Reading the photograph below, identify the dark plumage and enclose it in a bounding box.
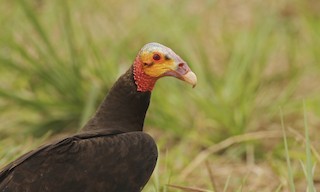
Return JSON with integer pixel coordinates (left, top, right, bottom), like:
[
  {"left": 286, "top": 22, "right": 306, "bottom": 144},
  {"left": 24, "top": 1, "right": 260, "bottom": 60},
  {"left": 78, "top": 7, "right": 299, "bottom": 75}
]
[
  {"left": 0, "top": 42, "right": 197, "bottom": 192},
  {"left": 82, "top": 66, "right": 150, "bottom": 133}
]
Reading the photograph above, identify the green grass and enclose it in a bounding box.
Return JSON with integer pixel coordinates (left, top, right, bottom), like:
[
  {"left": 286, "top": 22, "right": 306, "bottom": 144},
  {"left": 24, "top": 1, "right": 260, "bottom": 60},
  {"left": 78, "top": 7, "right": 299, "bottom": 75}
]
[
  {"left": 303, "top": 101, "right": 315, "bottom": 192},
  {"left": 0, "top": 0, "right": 320, "bottom": 191},
  {"left": 281, "top": 107, "right": 295, "bottom": 192},
  {"left": 280, "top": 103, "right": 317, "bottom": 192}
]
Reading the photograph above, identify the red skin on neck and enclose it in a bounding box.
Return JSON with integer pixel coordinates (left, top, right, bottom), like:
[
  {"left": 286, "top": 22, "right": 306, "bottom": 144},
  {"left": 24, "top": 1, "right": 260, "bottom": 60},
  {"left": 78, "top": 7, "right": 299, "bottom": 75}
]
[{"left": 133, "top": 55, "right": 158, "bottom": 92}]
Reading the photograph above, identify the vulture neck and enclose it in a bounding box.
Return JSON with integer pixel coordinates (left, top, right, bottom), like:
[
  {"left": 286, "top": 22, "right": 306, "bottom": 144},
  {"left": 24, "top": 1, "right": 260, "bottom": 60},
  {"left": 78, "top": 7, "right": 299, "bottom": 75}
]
[{"left": 82, "top": 66, "right": 151, "bottom": 133}]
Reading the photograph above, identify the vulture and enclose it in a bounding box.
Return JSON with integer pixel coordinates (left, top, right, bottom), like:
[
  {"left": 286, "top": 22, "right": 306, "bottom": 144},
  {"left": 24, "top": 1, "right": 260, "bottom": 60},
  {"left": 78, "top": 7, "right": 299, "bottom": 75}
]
[{"left": 0, "top": 42, "right": 197, "bottom": 192}]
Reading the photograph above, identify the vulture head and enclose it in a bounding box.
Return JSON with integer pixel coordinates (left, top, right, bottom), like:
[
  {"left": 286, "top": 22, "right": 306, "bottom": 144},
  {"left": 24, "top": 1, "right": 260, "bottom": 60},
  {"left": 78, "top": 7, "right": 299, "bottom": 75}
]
[{"left": 133, "top": 42, "right": 197, "bottom": 92}]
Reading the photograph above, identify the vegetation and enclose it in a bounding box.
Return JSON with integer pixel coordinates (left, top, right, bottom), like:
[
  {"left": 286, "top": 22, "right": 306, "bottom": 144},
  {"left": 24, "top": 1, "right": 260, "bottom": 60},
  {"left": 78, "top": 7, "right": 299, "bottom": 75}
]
[{"left": 1, "top": 0, "right": 320, "bottom": 191}]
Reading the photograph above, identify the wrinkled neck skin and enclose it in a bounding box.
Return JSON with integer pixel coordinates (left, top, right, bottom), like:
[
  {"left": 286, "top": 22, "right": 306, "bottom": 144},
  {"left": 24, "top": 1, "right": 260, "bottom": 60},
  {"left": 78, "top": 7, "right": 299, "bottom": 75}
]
[
  {"left": 133, "top": 55, "right": 158, "bottom": 92},
  {"left": 82, "top": 65, "right": 151, "bottom": 133}
]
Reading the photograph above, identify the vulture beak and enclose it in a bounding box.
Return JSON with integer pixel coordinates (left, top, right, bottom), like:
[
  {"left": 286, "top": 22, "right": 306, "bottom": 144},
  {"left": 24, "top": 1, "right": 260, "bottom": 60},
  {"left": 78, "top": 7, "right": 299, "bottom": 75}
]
[{"left": 163, "top": 56, "right": 197, "bottom": 88}]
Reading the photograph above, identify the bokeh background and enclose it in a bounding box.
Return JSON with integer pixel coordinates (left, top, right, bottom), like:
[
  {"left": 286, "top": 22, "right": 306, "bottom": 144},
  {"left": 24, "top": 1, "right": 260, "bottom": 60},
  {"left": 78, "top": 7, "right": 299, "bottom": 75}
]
[{"left": 1, "top": 0, "right": 320, "bottom": 191}]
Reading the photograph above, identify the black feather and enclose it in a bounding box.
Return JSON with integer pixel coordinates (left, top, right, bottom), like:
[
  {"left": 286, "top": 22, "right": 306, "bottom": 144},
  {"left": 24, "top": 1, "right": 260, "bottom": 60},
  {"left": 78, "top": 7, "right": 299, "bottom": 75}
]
[{"left": 0, "top": 66, "right": 158, "bottom": 192}]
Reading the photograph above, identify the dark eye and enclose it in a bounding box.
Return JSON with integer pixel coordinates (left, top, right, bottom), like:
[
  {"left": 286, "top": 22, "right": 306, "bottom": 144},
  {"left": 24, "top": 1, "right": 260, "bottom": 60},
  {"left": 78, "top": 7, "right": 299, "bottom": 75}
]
[{"left": 153, "top": 54, "right": 161, "bottom": 61}]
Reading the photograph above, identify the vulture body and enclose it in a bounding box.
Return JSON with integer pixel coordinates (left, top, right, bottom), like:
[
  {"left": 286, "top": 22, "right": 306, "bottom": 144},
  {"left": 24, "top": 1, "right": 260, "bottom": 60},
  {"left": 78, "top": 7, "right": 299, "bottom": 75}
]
[{"left": 0, "top": 43, "right": 197, "bottom": 192}]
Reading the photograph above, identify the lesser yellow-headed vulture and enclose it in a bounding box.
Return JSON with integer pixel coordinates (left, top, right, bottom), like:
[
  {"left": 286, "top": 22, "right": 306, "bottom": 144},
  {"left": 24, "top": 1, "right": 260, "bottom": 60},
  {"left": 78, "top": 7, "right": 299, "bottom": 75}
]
[{"left": 0, "top": 42, "right": 197, "bottom": 192}]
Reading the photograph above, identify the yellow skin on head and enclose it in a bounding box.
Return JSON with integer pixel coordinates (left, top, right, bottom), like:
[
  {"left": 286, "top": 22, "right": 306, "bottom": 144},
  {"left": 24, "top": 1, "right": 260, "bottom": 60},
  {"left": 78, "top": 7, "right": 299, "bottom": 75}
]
[
  {"left": 140, "top": 51, "right": 175, "bottom": 78},
  {"left": 134, "top": 42, "right": 197, "bottom": 90}
]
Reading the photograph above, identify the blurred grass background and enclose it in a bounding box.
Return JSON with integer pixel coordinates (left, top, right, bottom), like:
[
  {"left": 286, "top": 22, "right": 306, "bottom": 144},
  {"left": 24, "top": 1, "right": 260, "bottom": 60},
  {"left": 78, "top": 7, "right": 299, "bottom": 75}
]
[{"left": 0, "top": 0, "right": 320, "bottom": 191}]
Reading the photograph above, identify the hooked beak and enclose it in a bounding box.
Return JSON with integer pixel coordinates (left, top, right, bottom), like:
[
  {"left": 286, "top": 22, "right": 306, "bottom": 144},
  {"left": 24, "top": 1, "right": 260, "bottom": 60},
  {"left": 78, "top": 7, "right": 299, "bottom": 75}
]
[{"left": 163, "top": 60, "right": 197, "bottom": 88}]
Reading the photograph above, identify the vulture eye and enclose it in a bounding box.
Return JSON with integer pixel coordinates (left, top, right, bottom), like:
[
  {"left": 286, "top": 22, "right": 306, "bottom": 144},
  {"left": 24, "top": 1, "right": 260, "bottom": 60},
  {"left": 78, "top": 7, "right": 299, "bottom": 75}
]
[{"left": 153, "top": 54, "right": 161, "bottom": 61}]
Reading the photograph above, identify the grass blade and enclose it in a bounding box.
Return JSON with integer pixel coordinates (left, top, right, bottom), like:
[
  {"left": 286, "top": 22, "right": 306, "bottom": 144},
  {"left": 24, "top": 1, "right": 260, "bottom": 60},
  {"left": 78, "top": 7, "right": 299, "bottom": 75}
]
[
  {"left": 280, "top": 107, "right": 295, "bottom": 192},
  {"left": 303, "top": 101, "right": 315, "bottom": 192},
  {"left": 17, "top": 0, "right": 62, "bottom": 65},
  {"left": 223, "top": 175, "right": 231, "bottom": 192}
]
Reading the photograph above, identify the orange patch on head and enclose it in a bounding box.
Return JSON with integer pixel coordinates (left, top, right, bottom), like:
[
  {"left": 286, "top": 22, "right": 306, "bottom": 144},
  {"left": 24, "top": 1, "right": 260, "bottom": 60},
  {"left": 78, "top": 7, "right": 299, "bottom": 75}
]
[
  {"left": 139, "top": 51, "right": 174, "bottom": 78},
  {"left": 133, "top": 42, "right": 197, "bottom": 92}
]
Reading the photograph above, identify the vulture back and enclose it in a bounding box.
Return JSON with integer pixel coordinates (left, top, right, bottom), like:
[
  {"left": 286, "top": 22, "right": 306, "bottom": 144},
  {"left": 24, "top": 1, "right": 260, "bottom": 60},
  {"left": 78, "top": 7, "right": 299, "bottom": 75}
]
[{"left": 0, "top": 131, "right": 157, "bottom": 192}]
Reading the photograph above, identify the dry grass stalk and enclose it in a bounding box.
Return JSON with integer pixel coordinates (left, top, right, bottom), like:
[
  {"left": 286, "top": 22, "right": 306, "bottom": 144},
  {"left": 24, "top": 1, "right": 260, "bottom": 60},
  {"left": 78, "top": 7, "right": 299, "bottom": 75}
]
[
  {"left": 180, "top": 130, "right": 283, "bottom": 180},
  {"left": 205, "top": 161, "right": 218, "bottom": 192},
  {"left": 288, "top": 127, "right": 320, "bottom": 163},
  {"left": 167, "top": 184, "right": 213, "bottom": 192}
]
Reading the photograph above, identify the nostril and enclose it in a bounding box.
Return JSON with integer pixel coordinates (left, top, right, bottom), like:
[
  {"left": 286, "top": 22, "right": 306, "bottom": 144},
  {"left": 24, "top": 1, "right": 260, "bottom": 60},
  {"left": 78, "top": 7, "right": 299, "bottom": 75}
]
[{"left": 178, "top": 63, "right": 184, "bottom": 68}]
